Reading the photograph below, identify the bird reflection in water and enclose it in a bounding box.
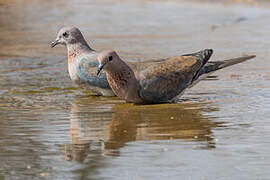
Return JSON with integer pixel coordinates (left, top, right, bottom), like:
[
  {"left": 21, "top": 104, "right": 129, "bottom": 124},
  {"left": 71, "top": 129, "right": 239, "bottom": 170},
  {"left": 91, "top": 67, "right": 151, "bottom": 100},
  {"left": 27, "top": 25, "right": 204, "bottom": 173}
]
[{"left": 63, "top": 97, "right": 224, "bottom": 163}]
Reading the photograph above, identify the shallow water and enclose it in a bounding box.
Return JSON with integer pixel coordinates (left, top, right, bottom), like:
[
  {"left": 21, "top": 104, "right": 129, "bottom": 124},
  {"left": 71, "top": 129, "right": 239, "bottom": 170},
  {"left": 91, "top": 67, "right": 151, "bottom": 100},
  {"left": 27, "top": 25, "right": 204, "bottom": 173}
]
[{"left": 0, "top": 0, "right": 270, "bottom": 179}]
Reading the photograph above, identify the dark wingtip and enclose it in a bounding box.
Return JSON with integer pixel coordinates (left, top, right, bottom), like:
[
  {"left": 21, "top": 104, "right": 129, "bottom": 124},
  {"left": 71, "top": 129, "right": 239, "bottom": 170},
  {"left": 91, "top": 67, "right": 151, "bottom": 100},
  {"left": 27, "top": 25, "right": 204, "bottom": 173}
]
[
  {"left": 204, "top": 49, "right": 214, "bottom": 57},
  {"left": 202, "top": 49, "right": 214, "bottom": 65},
  {"left": 205, "top": 49, "right": 213, "bottom": 53}
]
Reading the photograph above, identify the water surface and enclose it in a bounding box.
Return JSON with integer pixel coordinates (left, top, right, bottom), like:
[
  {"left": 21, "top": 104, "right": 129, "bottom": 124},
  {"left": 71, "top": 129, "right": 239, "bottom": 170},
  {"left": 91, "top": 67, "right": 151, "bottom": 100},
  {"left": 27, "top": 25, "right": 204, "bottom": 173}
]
[{"left": 0, "top": 0, "right": 270, "bottom": 179}]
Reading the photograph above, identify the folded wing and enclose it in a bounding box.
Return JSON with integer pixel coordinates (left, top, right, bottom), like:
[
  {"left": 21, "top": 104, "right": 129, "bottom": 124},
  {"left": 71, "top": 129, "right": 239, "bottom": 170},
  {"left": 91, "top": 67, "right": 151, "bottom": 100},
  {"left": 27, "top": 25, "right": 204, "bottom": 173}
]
[{"left": 138, "top": 49, "right": 213, "bottom": 103}]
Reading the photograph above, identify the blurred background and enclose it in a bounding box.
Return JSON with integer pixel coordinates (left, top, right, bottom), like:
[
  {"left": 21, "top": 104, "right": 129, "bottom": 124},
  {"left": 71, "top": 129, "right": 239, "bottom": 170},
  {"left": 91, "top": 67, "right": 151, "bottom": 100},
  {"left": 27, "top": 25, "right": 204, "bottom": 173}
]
[{"left": 0, "top": 0, "right": 270, "bottom": 179}]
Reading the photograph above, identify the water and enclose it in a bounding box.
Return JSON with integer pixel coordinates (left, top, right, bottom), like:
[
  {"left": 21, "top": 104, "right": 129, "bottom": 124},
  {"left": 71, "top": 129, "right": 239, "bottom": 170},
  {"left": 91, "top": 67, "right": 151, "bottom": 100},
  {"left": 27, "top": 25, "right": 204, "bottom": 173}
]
[{"left": 0, "top": 0, "right": 270, "bottom": 179}]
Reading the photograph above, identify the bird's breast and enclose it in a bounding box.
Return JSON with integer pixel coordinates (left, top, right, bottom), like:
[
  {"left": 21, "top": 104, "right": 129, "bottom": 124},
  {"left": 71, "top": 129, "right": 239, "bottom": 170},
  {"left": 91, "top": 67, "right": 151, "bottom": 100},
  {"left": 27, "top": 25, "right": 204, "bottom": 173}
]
[
  {"left": 68, "top": 61, "right": 80, "bottom": 83},
  {"left": 107, "top": 73, "right": 126, "bottom": 97},
  {"left": 107, "top": 72, "right": 142, "bottom": 103},
  {"left": 68, "top": 49, "right": 78, "bottom": 63}
]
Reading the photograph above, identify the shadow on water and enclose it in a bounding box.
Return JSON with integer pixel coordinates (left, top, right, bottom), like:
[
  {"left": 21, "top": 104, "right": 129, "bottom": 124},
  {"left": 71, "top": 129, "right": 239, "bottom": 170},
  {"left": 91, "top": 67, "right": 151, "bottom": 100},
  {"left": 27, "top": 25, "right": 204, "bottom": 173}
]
[{"left": 63, "top": 97, "right": 223, "bottom": 165}]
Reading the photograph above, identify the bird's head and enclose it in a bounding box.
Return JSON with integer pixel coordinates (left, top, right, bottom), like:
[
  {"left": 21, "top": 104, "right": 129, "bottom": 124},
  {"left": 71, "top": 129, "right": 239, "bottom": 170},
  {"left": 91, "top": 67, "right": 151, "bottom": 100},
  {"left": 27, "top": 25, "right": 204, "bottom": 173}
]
[
  {"left": 97, "top": 50, "right": 119, "bottom": 76},
  {"left": 51, "top": 26, "right": 85, "bottom": 48}
]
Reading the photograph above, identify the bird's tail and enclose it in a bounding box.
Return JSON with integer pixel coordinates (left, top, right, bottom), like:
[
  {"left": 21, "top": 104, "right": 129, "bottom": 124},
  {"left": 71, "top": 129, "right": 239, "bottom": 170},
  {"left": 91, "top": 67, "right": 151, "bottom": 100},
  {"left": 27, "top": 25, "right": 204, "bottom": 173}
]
[{"left": 189, "top": 54, "right": 256, "bottom": 88}]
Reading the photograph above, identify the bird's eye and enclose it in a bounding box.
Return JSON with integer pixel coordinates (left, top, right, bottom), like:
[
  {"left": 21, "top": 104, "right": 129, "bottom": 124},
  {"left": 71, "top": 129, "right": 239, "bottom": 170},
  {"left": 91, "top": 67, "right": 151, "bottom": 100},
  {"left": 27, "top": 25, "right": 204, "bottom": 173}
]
[
  {"left": 109, "top": 56, "right": 113, "bottom": 61},
  {"left": 62, "top": 32, "right": 68, "bottom": 38}
]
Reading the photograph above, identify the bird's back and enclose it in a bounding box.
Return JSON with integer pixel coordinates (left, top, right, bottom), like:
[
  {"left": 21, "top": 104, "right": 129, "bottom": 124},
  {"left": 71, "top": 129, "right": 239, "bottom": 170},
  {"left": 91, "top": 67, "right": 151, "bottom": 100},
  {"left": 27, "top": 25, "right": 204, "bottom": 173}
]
[{"left": 138, "top": 49, "right": 213, "bottom": 103}]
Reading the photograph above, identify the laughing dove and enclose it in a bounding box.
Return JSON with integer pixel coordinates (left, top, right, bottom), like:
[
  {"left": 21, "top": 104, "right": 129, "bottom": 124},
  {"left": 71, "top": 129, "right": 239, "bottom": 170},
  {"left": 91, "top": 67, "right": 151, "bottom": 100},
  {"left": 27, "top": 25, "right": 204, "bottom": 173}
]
[
  {"left": 97, "top": 50, "right": 255, "bottom": 104},
  {"left": 51, "top": 26, "right": 114, "bottom": 96}
]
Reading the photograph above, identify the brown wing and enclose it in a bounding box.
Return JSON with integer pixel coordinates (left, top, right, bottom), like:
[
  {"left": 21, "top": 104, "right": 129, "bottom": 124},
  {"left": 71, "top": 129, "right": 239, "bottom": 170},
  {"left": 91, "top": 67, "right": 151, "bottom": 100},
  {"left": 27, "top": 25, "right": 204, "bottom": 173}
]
[
  {"left": 138, "top": 49, "right": 213, "bottom": 103},
  {"left": 127, "top": 59, "right": 164, "bottom": 77}
]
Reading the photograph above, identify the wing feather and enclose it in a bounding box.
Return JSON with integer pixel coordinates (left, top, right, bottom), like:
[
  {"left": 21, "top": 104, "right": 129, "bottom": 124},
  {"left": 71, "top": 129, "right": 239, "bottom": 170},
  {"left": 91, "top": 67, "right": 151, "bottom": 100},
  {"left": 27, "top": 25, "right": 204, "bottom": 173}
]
[{"left": 138, "top": 49, "right": 213, "bottom": 103}]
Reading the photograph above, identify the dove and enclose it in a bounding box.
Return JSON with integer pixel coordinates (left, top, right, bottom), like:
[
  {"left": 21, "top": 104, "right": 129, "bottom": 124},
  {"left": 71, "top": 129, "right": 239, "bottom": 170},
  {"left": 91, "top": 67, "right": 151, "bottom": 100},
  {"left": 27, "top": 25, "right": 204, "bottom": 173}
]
[
  {"left": 51, "top": 26, "right": 166, "bottom": 96},
  {"left": 97, "top": 49, "right": 255, "bottom": 104},
  {"left": 51, "top": 26, "right": 115, "bottom": 96}
]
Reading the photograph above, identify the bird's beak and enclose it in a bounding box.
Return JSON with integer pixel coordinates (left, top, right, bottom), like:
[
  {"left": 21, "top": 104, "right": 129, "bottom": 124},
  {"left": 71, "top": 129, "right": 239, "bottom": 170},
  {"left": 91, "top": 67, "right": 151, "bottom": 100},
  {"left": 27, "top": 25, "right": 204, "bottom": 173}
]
[
  {"left": 50, "top": 38, "right": 60, "bottom": 48},
  {"left": 97, "top": 63, "right": 105, "bottom": 76}
]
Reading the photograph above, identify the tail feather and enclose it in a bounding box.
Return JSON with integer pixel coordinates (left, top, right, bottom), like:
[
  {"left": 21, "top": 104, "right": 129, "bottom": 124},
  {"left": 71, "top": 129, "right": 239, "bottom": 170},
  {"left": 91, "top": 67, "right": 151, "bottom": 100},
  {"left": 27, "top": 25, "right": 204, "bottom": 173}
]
[
  {"left": 201, "top": 55, "right": 256, "bottom": 75},
  {"left": 189, "top": 54, "right": 256, "bottom": 88}
]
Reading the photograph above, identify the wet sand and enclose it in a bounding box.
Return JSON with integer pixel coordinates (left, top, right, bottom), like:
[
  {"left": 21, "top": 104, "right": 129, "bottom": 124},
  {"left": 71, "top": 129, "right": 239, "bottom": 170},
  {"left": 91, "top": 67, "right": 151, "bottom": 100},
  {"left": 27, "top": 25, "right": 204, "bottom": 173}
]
[{"left": 0, "top": 0, "right": 270, "bottom": 179}]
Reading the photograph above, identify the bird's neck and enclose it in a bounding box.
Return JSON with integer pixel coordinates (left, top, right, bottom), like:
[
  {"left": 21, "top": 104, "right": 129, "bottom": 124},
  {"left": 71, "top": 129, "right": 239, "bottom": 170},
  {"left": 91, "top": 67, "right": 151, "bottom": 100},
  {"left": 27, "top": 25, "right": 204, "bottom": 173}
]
[{"left": 67, "top": 41, "right": 94, "bottom": 63}]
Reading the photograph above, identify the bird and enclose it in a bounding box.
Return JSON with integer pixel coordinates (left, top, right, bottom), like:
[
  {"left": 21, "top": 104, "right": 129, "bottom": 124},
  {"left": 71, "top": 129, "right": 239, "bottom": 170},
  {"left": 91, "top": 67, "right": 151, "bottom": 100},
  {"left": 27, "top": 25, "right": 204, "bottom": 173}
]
[
  {"left": 51, "top": 26, "right": 114, "bottom": 96},
  {"left": 97, "top": 49, "right": 255, "bottom": 104},
  {"left": 51, "top": 26, "right": 167, "bottom": 96}
]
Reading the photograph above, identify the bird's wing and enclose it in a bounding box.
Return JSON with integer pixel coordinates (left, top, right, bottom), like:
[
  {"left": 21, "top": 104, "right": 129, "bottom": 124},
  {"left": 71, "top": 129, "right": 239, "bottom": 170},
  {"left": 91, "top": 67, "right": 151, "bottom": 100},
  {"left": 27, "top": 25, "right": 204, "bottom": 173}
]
[
  {"left": 127, "top": 59, "right": 164, "bottom": 74},
  {"left": 76, "top": 53, "right": 111, "bottom": 89},
  {"left": 138, "top": 49, "right": 213, "bottom": 103}
]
